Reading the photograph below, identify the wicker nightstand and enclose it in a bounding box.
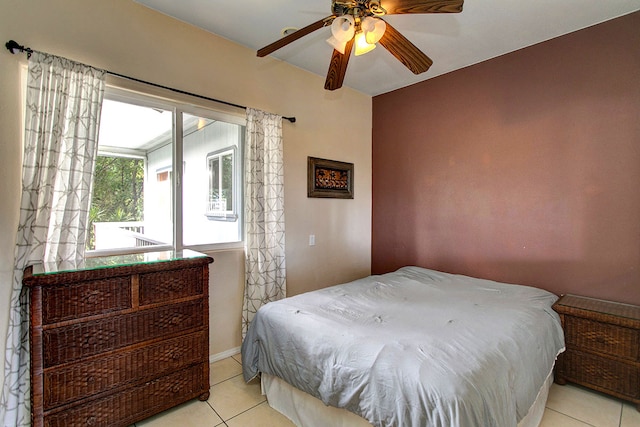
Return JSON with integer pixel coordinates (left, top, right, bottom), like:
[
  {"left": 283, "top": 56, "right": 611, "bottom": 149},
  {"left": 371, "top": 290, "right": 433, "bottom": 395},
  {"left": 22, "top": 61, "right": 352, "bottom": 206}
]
[{"left": 553, "top": 294, "right": 640, "bottom": 410}]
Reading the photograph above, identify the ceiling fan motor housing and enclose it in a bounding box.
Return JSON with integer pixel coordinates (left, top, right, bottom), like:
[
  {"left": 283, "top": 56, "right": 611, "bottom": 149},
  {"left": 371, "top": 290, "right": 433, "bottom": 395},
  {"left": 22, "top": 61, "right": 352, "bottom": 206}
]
[{"left": 332, "top": 1, "right": 386, "bottom": 20}]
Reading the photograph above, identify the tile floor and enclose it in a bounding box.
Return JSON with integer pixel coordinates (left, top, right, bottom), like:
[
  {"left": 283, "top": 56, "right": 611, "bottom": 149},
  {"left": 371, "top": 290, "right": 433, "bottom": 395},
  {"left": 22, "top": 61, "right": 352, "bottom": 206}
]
[{"left": 135, "top": 354, "right": 640, "bottom": 427}]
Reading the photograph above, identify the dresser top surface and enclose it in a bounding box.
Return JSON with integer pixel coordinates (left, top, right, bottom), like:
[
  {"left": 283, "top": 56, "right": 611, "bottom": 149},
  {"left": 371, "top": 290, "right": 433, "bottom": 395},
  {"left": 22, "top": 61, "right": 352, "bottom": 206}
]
[
  {"left": 554, "top": 294, "right": 640, "bottom": 322},
  {"left": 29, "top": 249, "right": 211, "bottom": 277}
]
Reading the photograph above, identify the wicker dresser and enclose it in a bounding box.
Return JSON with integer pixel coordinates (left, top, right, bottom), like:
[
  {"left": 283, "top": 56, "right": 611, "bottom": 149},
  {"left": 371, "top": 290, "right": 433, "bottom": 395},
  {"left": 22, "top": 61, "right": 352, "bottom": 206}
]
[
  {"left": 23, "top": 250, "right": 213, "bottom": 427},
  {"left": 553, "top": 294, "right": 640, "bottom": 410}
]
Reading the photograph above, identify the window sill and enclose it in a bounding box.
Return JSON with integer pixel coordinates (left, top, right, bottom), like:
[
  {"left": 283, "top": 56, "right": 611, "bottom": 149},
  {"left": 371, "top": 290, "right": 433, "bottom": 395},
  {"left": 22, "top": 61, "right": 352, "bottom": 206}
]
[
  {"left": 85, "top": 240, "right": 244, "bottom": 258},
  {"left": 204, "top": 212, "right": 238, "bottom": 222}
]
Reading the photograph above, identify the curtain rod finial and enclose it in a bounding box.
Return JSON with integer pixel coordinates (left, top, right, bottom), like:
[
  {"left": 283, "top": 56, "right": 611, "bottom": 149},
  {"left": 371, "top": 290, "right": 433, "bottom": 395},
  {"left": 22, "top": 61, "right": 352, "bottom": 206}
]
[
  {"left": 5, "top": 40, "right": 32, "bottom": 57},
  {"left": 5, "top": 40, "right": 22, "bottom": 54}
]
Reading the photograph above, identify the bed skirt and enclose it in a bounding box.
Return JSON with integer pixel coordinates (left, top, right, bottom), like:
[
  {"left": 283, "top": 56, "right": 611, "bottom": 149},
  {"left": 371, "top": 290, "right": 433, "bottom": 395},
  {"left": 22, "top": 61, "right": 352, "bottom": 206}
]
[{"left": 261, "top": 369, "right": 555, "bottom": 427}]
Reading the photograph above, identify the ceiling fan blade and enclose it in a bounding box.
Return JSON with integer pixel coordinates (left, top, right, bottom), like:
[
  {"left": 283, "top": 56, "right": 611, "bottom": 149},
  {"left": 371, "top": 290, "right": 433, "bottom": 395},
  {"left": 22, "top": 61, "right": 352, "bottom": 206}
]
[
  {"left": 382, "top": 0, "right": 463, "bottom": 15},
  {"left": 324, "top": 38, "right": 355, "bottom": 91},
  {"left": 378, "top": 21, "right": 433, "bottom": 74},
  {"left": 257, "top": 16, "right": 334, "bottom": 57}
]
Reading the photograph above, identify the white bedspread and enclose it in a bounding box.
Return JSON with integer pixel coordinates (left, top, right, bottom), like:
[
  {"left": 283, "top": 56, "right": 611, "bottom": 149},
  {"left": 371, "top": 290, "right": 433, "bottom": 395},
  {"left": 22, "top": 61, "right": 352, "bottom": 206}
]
[{"left": 242, "top": 267, "right": 565, "bottom": 427}]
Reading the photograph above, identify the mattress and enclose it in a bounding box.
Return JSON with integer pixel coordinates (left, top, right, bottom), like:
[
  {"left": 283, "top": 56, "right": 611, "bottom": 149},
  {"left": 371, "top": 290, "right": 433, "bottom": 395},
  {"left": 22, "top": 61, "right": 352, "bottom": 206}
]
[{"left": 242, "top": 266, "right": 565, "bottom": 427}]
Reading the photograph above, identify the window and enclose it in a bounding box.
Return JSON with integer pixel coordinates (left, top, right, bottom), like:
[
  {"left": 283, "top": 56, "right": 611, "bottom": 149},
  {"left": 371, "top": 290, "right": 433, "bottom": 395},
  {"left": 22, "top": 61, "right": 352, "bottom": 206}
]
[
  {"left": 206, "top": 147, "right": 237, "bottom": 220},
  {"left": 87, "top": 87, "right": 245, "bottom": 255}
]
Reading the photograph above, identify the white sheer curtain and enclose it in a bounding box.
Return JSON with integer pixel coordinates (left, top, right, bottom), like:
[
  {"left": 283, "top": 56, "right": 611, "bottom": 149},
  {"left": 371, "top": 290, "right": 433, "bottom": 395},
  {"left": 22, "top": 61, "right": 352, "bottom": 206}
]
[
  {"left": 242, "top": 108, "right": 287, "bottom": 337},
  {"left": 1, "top": 52, "right": 105, "bottom": 427}
]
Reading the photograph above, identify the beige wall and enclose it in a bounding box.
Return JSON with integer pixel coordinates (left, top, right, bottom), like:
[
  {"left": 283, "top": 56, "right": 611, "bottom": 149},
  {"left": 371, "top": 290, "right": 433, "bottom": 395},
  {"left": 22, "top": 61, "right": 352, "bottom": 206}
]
[{"left": 0, "top": 0, "right": 372, "bottom": 382}]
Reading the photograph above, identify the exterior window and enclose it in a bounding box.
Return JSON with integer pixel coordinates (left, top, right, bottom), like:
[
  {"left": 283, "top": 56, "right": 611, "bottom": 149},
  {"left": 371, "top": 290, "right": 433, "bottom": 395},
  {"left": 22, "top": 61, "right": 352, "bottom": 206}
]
[
  {"left": 87, "top": 87, "right": 245, "bottom": 255},
  {"left": 206, "top": 148, "right": 236, "bottom": 220},
  {"left": 155, "top": 168, "right": 172, "bottom": 222}
]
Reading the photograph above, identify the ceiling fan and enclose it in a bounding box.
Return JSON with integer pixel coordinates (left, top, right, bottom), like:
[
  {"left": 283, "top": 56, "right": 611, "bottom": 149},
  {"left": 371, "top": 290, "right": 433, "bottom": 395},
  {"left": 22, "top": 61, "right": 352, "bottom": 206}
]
[{"left": 257, "top": 0, "right": 464, "bottom": 91}]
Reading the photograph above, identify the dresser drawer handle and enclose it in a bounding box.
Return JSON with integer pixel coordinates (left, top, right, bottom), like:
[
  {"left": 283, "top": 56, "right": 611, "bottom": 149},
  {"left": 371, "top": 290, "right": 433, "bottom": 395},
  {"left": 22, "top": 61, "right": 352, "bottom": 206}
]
[
  {"left": 170, "top": 350, "right": 182, "bottom": 360},
  {"left": 86, "top": 336, "right": 97, "bottom": 346},
  {"left": 168, "top": 282, "right": 182, "bottom": 292},
  {"left": 170, "top": 316, "right": 182, "bottom": 325},
  {"left": 86, "top": 375, "right": 95, "bottom": 384},
  {"left": 86, "top": 415, "right": 97, "bottom": 426},
  {"left": 84, "top": 291, "right": 100, "bottom": 305},
  {"left": 170, "top": 384, "right": 181, "bottom": 393},
  {"left": 595, "top": 336, "right": 606, "bottom": 344}
]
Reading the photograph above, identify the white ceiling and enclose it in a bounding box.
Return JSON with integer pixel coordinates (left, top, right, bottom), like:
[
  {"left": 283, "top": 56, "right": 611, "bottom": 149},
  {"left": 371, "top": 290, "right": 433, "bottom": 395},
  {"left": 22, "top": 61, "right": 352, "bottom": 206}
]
[{"left": 134, "top": 0, "right": 640, "bottom": 96}]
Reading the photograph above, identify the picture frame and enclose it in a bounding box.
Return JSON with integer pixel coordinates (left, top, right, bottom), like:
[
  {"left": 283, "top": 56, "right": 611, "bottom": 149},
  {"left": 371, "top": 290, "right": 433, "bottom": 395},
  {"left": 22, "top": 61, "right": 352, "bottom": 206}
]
[{"left": 307, "top": 157, "right": 354, "bottom": 199}]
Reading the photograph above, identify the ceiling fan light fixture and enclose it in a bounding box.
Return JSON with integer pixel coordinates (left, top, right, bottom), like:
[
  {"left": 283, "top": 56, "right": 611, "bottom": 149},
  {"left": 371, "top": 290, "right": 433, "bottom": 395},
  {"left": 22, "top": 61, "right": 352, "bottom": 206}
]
[
  {"left": 361, "top": 16, "right": 386, "bottom": 44},
  {"left": 354, "top": 31, "right": 376, "bottom": 56}
]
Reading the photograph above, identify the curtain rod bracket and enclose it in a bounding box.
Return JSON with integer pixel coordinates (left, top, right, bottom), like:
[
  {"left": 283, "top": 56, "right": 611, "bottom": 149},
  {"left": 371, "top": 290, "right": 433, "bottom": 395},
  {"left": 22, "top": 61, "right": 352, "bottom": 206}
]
[{"left": 5, "top": 39, "right": 296, "bottom": 123}]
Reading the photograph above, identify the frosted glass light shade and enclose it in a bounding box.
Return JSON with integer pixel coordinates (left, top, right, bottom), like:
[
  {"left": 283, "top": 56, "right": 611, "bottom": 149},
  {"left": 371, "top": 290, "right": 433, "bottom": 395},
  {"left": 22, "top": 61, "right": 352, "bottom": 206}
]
[
  {"left": 326, "top": 35, "right": 348, "bottom": 54},
  {"left": 361, "top": 16, "right": 387, "bottom": 44},
  {"left": 331, "top": 15, "right": 355, "bottom": 42},
  {"left": 354, "top": 32, "right": 376, "bottom": 56}
]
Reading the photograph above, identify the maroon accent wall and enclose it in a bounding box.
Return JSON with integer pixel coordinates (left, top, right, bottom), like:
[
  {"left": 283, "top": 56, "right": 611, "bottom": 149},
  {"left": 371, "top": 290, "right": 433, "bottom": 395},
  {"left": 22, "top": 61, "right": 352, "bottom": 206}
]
[{"left": 372, "top": 12, "right": 640, "bottom": 305}]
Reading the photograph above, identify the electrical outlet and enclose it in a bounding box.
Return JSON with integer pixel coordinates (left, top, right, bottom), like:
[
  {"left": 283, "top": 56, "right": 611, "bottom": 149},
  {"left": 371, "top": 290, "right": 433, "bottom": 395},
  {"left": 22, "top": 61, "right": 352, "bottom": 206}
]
[{"left": 309, "top": 234, "right": 315, "bottom": 246}]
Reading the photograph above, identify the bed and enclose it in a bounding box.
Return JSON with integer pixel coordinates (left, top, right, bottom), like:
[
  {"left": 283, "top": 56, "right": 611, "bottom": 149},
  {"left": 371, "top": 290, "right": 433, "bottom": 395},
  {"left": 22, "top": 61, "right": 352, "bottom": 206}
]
[{"left": 242, "top": 266, "right": 565, "bottom": 427}]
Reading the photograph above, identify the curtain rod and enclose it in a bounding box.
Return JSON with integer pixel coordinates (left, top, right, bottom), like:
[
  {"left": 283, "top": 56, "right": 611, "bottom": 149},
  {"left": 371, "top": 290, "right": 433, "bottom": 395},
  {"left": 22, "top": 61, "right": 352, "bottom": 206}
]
[{"left": 4, "top": 40, "right": 296, "bottom": 123}]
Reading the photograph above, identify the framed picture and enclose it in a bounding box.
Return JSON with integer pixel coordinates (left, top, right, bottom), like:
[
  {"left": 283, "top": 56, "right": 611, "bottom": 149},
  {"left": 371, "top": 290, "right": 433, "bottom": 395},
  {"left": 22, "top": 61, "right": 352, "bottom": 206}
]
[{"left": 307, "top": 157, "right": 354, "bottom": 199}]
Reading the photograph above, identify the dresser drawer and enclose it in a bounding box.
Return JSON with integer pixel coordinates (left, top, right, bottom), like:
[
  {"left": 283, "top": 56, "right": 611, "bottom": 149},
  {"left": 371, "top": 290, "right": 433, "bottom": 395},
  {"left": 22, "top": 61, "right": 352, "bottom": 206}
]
[
  {"left": 43, "top": 363, "right": 208, "bottom": 427},
  {"left": 44, "top": 330, "right": 207, "bottom": 409},
  {"left": 560, "top": 349, "right": 639, "bottom": 398},
  {"left": 565, "top": 316, "right": 639, "bottom": 361},
  {"left": 42, "top": 276, "right": 132, "bottom": 324},
  {"left": 43, "top": 299, "right": 204, "bottom": 367},
  {"left": 139, "top": 266, "right": 203, "bottom": 305}
]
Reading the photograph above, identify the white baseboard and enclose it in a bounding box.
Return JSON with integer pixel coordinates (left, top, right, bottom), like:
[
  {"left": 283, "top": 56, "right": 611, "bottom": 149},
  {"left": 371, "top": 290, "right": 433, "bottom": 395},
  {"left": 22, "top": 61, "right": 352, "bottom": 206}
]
[{"left": 209, "top": 346, "right": 241, "bottom": 364}]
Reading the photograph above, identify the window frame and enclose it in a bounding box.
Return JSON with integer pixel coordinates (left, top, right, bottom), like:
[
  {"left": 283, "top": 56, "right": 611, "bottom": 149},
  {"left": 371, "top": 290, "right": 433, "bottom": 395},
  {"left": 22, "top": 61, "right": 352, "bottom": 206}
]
[{"left": 86, "top": 83, "right": 246, "bottom": 257}]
